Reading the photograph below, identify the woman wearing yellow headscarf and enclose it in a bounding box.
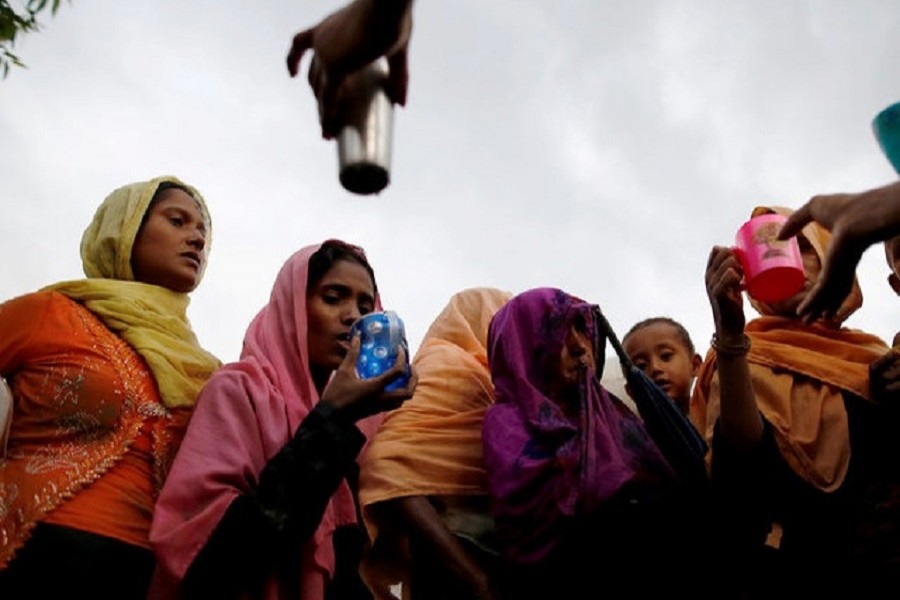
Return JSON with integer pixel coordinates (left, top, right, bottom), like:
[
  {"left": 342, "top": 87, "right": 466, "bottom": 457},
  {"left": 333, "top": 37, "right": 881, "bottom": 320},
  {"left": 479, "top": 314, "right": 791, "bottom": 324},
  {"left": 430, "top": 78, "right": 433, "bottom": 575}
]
[
  {"left": 0, "top": 176, "right": 220, "bottom": 599},
  {"left": 692, "top": 206, "right": 894, "bottom": 598}
]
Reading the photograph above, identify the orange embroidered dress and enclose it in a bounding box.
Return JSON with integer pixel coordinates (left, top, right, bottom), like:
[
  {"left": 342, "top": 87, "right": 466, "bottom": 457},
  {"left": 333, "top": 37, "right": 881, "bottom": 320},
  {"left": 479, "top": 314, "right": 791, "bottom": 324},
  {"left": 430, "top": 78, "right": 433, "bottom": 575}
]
[{"left": 0, "top": 291, "right": 190, "bottom": 566}]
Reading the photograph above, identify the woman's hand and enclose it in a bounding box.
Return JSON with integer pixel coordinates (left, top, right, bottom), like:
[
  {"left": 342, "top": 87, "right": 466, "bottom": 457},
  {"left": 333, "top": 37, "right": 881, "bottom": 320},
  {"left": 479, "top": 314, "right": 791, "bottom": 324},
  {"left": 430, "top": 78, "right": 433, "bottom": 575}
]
[
  {"left": 286, "top": 0, "right": 413, "bottom": 139},
  {"left": 320, "top": 333, "right": 417, "bottom": 421},
  {"left": 706, "top": 246, "right": 764, "bottom": 448},
  {"left": 871, "top": 347, "right": 900, "bottom": 405},
  {"left": 705, "top": 246, "right": 746, "bottom": 337}
]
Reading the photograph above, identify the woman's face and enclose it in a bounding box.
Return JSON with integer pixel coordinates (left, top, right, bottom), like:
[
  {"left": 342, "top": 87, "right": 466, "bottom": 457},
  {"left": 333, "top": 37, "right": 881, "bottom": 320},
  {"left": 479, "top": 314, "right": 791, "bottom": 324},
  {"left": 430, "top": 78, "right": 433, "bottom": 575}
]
[
  {"left": 549, "top": 318, "right": 595, "bottom": 398},
  {"left": 130, "top": 188, "right": 207, "bottom": 293},
  {"left": 306, "top": 259, "right": 376, "bottom": 374}
]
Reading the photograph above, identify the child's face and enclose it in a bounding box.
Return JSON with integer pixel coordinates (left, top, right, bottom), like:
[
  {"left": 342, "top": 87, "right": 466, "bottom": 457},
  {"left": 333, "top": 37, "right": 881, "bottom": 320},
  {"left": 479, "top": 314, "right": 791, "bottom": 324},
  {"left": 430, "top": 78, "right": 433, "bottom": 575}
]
[{"left": 623, "top": 322, "right": 701, "bottom": 413}]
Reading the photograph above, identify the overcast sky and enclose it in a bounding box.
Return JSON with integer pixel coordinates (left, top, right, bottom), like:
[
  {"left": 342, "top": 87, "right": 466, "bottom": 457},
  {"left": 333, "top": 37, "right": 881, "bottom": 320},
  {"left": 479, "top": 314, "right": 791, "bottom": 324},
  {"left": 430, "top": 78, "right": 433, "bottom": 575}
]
[{"left": 2, "top": 1, "right": 898, "bottom": 390}]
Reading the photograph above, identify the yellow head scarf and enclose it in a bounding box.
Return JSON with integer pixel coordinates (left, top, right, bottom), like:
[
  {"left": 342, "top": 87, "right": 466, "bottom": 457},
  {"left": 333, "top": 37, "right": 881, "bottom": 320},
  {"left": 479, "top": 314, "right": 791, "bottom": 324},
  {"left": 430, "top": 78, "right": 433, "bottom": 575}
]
[{"left": 45, "top": 176, "right": 220, "bottom": 408}]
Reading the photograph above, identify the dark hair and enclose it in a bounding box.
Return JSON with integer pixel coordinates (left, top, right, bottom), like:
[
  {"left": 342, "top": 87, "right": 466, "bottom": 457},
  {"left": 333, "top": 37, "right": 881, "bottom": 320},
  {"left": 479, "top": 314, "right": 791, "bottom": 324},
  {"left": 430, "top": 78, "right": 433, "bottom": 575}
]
[
  {"left": 623, "top": 317, "right": 696, "bottom": 355},
  {"left": 136, "top": 181, "right": 198, "bottom": 231},
  {"left": 307, "top": 239, "right": 378, "bottom": 294}
]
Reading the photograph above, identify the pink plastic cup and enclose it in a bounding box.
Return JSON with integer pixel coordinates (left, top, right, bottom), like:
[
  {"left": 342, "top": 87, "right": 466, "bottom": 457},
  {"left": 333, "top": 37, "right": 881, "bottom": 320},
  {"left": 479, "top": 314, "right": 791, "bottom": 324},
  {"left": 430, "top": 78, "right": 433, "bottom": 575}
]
[{"left": 733, "top": 213, "right": 805, "bottom": 303}]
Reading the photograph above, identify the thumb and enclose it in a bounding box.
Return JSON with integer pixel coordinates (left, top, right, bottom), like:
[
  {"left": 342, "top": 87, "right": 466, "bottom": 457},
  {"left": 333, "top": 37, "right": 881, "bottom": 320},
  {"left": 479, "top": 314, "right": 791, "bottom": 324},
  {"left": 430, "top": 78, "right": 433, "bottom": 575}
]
[
  {"left": 369, "top": 346, "right": 409, "bottom": 388},
  {"left": 386, "top": 46, "right": 409, "bottom": 106},
  {"left": 287, "top": 28, "right": 315, "bottom": 77}
]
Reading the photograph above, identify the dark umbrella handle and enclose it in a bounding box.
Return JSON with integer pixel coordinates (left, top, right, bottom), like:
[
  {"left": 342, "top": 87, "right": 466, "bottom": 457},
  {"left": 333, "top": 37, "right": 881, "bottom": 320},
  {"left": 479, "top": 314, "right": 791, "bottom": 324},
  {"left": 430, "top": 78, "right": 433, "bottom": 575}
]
[{"left": 592, "top": 306, "right": 633, "bottom": 371}]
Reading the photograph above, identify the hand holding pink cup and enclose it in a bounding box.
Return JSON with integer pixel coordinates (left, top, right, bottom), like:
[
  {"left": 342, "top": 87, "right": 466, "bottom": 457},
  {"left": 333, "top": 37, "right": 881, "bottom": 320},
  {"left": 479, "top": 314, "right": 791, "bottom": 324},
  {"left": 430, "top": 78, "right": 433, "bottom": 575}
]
[{"left": 733, "top": 213, "right": 805, "bottom": 303}]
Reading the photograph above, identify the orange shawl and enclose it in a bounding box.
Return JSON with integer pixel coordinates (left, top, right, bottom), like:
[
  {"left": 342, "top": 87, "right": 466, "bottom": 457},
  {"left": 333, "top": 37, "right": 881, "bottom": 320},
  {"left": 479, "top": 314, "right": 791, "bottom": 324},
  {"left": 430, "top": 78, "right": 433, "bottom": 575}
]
[
  {"left": 691, "top": 317, "right": 887, "bottom": 491},
  {"left": 357, "top": 287, "right": 511, "bottom": 598}
]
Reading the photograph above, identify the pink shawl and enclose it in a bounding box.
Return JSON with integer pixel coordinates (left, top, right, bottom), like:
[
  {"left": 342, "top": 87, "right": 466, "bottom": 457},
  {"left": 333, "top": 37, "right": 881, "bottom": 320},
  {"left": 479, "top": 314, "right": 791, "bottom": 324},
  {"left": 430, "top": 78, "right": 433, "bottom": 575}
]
[{"left": 149, "top": 242, "right": 384, "bottom": 599}]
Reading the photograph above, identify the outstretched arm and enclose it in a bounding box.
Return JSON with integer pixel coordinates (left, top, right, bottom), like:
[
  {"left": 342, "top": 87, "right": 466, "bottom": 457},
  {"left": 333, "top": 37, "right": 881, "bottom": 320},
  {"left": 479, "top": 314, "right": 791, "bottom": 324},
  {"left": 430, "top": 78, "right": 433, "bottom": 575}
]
[
  {"left": 777, "top": 181, "right": 900, "bottom": 322},
  {"left": 705, "top": 246, "right": 764, "bottom": 450}
]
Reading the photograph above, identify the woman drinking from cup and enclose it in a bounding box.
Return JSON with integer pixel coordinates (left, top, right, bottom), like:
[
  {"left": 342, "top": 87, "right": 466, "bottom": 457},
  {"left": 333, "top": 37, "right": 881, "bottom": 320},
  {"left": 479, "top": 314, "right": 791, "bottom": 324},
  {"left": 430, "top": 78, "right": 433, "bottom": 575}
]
[
  {"left": 149, "top": 240, "right": 416, "bottom": 600},
  {"left": 692, "top": 205, "right": 897, "bottom": 598}
]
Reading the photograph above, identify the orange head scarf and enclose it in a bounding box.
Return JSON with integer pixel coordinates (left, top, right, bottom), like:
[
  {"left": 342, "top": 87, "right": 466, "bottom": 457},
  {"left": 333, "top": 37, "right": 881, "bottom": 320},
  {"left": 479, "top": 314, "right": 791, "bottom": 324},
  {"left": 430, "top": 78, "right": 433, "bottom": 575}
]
[{"left": 690, "top": 206, "right": 889, "bottom": 491}]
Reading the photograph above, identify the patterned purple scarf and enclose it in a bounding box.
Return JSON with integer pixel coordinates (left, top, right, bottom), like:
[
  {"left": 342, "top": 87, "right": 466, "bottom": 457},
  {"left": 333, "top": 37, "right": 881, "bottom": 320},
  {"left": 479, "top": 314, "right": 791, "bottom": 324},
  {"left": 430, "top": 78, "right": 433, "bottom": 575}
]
[{"left": 481, "top": 288, "right": 674, "bottom": 563}]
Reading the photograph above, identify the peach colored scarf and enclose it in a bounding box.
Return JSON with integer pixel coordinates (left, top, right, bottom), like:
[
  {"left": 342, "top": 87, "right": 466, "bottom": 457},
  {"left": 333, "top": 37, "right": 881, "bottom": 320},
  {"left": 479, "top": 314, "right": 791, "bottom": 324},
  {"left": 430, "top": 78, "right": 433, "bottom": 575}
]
[
  {"left": 691, "top": 207, "right": 889, "bottom": 491},
  {"left": 358, "top": 287, "right": 512, "bottom": 598}
]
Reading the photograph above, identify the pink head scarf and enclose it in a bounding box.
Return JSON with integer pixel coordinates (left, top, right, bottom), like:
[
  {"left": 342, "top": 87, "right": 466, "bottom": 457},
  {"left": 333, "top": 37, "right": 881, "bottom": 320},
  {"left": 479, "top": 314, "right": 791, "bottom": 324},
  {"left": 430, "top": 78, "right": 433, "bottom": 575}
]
[{"left": 150, "top": 241, "right": 384, "bottom": 599}]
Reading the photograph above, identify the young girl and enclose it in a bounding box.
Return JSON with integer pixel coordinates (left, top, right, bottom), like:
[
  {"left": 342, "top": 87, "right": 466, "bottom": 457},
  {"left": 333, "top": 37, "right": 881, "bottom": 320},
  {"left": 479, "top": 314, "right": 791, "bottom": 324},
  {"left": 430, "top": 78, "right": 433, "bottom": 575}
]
[
  {"left": 150, "top": 240, "right": 416, "bottom": 600},
  {"left": 622, "top": 317, "right": 702, "bottom": 414},
  {"left": 693, "top": 205, "right": 895, "bottom": 597},
  {"left": 0, "top": 177, "right": 220, "bottom": 599}
]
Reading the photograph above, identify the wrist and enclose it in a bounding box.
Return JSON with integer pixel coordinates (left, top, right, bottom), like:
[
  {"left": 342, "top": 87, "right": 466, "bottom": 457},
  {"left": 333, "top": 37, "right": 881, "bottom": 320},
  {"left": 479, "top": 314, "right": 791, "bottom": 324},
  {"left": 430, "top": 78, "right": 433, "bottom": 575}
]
[
  {"left": 711, "top": 333, "right": 752, "bottom": 357},
  {"left": 367, "top": 0, "right": 411, "bottom": 27},
  {"left": 316, "top": 398, "right": 359, "bottom": 425}
]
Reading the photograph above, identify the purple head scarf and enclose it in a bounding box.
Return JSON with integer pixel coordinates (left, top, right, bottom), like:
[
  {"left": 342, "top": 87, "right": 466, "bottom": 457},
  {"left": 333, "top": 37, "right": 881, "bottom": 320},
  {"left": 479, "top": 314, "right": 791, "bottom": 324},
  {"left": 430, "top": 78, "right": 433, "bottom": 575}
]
[{"left": 481, "top": 288, "right": 675, "bottom": 564}]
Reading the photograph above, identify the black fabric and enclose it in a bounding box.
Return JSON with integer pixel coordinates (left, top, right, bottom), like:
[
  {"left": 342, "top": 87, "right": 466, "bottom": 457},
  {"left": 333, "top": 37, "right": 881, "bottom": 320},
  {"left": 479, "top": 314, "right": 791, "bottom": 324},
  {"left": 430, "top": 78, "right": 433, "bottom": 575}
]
[
  {"left": 710, "top": 391, "right": 900, "bottom": 599},
  {"left": 0, "top": 523, "right": 154, "bottom": 600},
  {"left": 326, "top": 523, "right": 373, "bottom": 600},
  {"left": 182, "top": 401, "right": 368, "bottom": 599},
  {"left": 404, "top": 533, "right": 501, "bottom": 600},
  {"left": 595, "top": 307, "right": 709, "bottom": 486},
  {"left": 493, "top": 486, "right": 716, "bottom": 600}
]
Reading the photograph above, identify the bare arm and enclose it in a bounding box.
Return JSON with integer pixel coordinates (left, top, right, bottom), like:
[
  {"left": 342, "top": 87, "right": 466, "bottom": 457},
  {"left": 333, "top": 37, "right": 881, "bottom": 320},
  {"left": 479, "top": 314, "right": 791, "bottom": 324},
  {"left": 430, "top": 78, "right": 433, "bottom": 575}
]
[
  {"left": 370, "top": 496, "right": 497, "bottom": 600},
  {"left": 705, "top": 246, "right": 764, "bottom": 449}
]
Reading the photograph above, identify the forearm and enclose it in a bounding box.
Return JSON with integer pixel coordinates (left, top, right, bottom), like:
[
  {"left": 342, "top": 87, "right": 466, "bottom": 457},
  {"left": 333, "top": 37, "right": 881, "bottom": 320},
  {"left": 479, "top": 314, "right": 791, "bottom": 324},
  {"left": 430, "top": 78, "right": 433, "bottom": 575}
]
[
  {"left": 714, "top": 335, "right": 764, "bottom": 450},
  {"left": 374, "top": 496, "right": 491, "bottom": 593},
  {"left": 844, "top": 181, "right": 900, "bottom": 245},
  {"left": 374, "top": 0, "right": 414, "bottom": 19},
  {"left": 183, "top": 403, "right": 365, "bottom": 596},
  {"left": 317, "top": 0, "right": 411, "bottom": 71}
]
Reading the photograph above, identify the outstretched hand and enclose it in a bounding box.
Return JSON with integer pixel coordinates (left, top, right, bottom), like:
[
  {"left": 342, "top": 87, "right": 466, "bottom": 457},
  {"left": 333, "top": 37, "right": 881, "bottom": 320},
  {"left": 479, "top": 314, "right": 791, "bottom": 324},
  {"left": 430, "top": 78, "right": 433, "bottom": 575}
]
[
  {"left": 870, "top": 348, "right": 900, "bottom": 405},
  {"left": 777, "top": 193, "right": 864, "bottom": 322},
  {"left": 286, "top": 0, "right": 413, "bottom": 139},
  {"left": 777, "top": 182, "right": 900, "bottom": 323},
  {"left": 320, "top": 333, "right": 417, "bottom": 422}
]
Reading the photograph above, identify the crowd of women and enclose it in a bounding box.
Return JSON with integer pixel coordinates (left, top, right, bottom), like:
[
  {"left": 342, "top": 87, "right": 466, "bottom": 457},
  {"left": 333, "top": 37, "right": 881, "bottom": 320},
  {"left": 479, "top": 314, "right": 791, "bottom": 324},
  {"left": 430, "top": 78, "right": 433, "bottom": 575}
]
[{"left": 2, "top": 0, "right": 900, "bottom": 598}]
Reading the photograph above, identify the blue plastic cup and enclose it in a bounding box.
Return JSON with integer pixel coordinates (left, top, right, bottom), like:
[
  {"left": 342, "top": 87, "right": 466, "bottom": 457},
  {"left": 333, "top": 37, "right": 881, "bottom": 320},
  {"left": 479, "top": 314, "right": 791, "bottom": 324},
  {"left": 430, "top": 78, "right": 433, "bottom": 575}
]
[
  {"left": 873, "top": 101, "right": 900, "bottom": 175},
  {"left": 351, "top": 311, "right": 411, "bottom": 392}
]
